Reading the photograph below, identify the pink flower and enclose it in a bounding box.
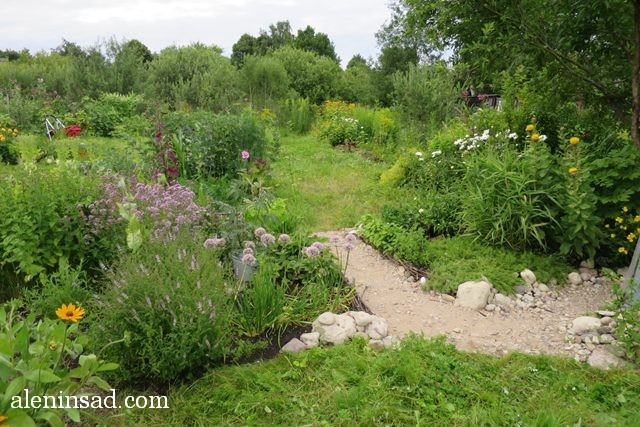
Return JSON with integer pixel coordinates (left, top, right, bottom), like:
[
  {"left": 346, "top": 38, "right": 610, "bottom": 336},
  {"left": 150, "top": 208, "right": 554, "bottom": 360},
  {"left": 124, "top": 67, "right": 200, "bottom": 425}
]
[{"left": 241, "top": 150, "right": 250, "bottom": 160}]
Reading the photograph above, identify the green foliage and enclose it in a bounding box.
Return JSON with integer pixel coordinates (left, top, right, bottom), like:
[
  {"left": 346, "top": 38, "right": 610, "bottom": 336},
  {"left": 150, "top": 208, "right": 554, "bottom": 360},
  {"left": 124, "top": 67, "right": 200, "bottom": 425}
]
[
  {"left": 24, "top": 259, "right": 93, "bottom": 319},
  {"left": 242, "top": 56, "right": 290, "bottom": 108},
  {"left": 461, "top": 143, "right": 562, "bottom": 251},
  {"left": 0, "top": 163, "right": 101, "bottom": 283},
  {"left": 124, "top": 336, "right": 640, "bottom": 426},
  {"left": 392, "top": 63, "right": 461, "bottom": 130},
  {"left": 270, "top": 46, "right": 341, "bottom": 104},
  {"left": 89, "top": 232, "right": 234, "bottom": 387},
  {"left": 612, "top": 279, "right": 640, "bottom": 367},
  {"left": 278, "top": 97, "right": 314, "bottom": 134},
  {"left": 81, "top": 93, "right": 145, "bottom": 137},
  {"left": 165, "top": 110, "right": 269, "bottom": 178},
  {"left": 352, "top": 107, "right": 399, "bottom": 147},
  {"left": 147, "top": 44, "right": 241, "bottom": 110},
  {"left": 0, "top": 300, "right": 120, "bottom": 427},
  {"left": 0, "top": 126, "right": 19, "bottom": 164},
  {"left": 358, "top": 215, "right": 570, "bottom": 294}
]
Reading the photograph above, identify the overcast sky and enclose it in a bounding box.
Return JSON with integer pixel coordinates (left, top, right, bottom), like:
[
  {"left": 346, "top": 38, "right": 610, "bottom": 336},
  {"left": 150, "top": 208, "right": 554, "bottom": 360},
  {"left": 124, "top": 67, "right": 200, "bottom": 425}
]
[{"left": 1, "top": 0, "right": 392, "bottom": 66}]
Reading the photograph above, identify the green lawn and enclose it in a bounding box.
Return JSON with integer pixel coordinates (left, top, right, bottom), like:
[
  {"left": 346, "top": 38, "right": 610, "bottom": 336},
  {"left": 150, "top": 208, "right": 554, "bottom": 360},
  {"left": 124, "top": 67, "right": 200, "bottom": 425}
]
[
  {"left": 115, "top": 337, "right": 640, "bottom": 426},
  {"left": 271, "top": 134, "right": 404, "bottom": 231}
]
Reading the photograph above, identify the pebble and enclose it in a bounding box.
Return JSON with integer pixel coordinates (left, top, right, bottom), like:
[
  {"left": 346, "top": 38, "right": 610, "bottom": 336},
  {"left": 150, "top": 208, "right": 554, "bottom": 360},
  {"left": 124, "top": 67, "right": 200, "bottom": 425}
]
[{"left": 597, "top": 310, "right": 615, "bottom": 317}]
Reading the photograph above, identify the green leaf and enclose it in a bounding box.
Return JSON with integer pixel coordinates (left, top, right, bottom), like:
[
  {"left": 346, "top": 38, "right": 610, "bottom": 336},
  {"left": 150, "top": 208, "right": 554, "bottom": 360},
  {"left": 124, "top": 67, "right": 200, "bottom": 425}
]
[
  {"left": 5, "top": 409, "right": 37, "bottom": 427},
  {"left": 96, "top": 362, "right": 119, "bottom": 372},
  {"left": 36, "top": 411, "right": 65, "bottom": 427},
  {"left": 64, "top": 406, "right": 81, "bottom": 423},
  {"left": 23, "top": 369, "right": 61, "bottom": 383},
  {"left": 87, "top": 375, "right": 112, "bottom": 391},
  {"left": 2, "top": 376, "right": 26, "bottom": 403}
]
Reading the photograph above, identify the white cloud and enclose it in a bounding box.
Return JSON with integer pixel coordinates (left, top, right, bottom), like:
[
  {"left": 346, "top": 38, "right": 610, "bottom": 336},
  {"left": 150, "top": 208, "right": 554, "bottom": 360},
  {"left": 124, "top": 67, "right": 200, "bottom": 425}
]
[{"left": 0, "top": 0, "right": 391, "bottom": 65}]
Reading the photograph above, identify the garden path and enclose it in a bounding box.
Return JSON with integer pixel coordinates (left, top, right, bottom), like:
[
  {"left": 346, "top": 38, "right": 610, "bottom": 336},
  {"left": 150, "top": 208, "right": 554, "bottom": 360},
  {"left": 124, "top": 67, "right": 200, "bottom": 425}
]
[{"left": 316, "top": 229, "right": 614, "bottom": 358}]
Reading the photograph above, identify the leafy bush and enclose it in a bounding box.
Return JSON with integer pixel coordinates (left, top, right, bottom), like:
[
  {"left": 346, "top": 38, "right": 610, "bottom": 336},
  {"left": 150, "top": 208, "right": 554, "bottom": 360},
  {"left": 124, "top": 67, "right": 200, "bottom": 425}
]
[
  {"left": 0, "top": 300, "right": 120, "bottom": 426},
  {"left": 81, "top": 93, "right": 145, "bottom": 137},
  {"left": 352, "top": 107, "right": 399, "bottom": 147},
  {"left": 612, "top": 278, "right": 640, "bottom": 367},
  {"left": 460, "top": 142, "right": 562, "bottom": 251},
  {"left": 165, "top": 111, "right": 269, "bottom": 178},
  {"left": 0, "top": 126, "right": 19, "bottom": 164},
  {"left": 279, "top": 97, "right": 314, "bottom": 133},
  {"left": 0, "top": 163, "right": 101, "bottom": 282},
  {"left": 89, "top": 232, "right": 234, "bottom": 386}
]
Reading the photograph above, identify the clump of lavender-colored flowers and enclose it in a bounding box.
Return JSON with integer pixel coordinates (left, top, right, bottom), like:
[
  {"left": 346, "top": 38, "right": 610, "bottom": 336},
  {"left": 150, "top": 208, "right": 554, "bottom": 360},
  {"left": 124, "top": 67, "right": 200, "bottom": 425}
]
[
  {"left": 260, "top": 233, "right": 276, "bottom": 246},
  {"left": 242, "top": 253, "right": 257, "bottom": 266},
  {"left": 303, "top": 241, "right": 327, "bottom": 258},
  {"left": 85, "top": 177, "right": 206, "bottom": 242},
  {"left": 254, "top": 227, "right": 266, "bottom": 237},
  {"left": 203, "top": 237, "right": 226, "bottom": 249},
  {"left": 278, "top": 234, "right": 291, "bottom": 243}
]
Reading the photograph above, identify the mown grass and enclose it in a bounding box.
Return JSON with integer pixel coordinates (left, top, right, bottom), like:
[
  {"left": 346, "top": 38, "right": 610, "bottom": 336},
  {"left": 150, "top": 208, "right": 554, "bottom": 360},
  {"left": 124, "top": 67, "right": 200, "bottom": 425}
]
[
  {"left": 271, "top": 134, "right": 405, "bottom": 231},
  {"left": 109, "top": 336, "right": 640, "bottom": 426}
]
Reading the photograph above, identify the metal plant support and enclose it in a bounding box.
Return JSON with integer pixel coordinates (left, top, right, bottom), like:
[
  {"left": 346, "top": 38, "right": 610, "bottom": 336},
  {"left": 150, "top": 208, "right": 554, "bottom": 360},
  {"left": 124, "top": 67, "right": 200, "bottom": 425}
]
[
  {"left": 45, "top": 115, "right": 65, "bottom": 141},
  {"left": 624, "top": 236, "right": 640, "bottom": 301}
]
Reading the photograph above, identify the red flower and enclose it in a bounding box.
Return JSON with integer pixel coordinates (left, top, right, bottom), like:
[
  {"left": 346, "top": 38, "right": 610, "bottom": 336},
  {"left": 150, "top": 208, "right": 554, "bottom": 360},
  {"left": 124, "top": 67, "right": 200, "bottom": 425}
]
[{"left": 64, "top": 125, "right": 81, "bottom": 137}]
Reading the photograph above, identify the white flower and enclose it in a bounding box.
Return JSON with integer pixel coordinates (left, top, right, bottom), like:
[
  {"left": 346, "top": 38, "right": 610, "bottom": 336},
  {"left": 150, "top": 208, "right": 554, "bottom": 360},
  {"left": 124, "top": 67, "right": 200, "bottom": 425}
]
[
  {"left": 538, "top": 134, "right": 547, "bottom": 141},
  {"left": 418, "top": 208, "right": 425, "bottom": 214},
  {"left": 415, "top": 151, "right": 423, "bottom": 157},
  {"left": 418, "top": 157, "right": 424, "bottom": 161},
  {"left": 507, "top": 132, "right": 518, "bottom": 140},
  {"left": 431, "top": 150, "right": 442, "bottom": 157}
]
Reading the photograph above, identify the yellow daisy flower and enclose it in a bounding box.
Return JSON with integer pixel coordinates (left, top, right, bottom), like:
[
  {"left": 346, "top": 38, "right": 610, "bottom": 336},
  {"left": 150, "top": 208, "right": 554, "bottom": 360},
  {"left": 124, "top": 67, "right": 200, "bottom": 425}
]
[
  {"left": 55, "top": 303, "right": 85, "bottom": 323},
  {"left": 569, "top": 137, "right": 580, "bottom": 145},
  {"left": 526, "top": 124, "right": 535, "bottom": 132},
  {"left": 568, "top": 167, "right": 578, "bottom": 175}
]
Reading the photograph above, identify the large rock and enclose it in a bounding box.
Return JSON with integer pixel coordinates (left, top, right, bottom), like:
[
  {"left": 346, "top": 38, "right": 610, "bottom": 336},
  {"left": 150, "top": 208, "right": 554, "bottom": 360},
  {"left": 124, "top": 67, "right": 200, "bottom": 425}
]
[
  {"left": 347, "top": 311, "right": 373, "bottom": 327},
  {"left": 300, "top": 332, "right": 320, "bottom": 349},
  {"left": 587, "top": 346, "right": 625, "bottom": 370},
  {"left": 568, "top": 272, "right": 582, "bottom": 286},
  {"left": 317, "top": 312, "right": 336, "bottom": 325},
  {"left": 281, "top": 338, "right": 307, "bottom": 354},
  {"left": 520, "top": 269, "right": 537, "bottom": 286},
  {"left": 313, "top": 313, "right": 357, "bottom": 345},
  {"left": 365, "top": 316, "right": 389, "bottom": 340},
  {"left": 569, "top": 316, "right": 602, "bottom": 335},
  {"left": 455, "top": 281, "right": 492, "bottom": 310}
]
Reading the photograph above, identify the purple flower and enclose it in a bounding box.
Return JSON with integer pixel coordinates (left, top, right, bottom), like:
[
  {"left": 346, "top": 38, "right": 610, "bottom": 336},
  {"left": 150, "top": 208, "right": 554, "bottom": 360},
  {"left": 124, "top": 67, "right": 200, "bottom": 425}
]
[
  {"left": 244, "top": 241, "right": 256, "bottom": 249},
  {"left": 241, "top": 150, "right": 250, "bottom": 160},
  {"left": 304, "top": 246, "right": 320, "bottom": 257},
  {"left": 344, "top": 242, "right": 354, "bottom": 252},
  {"left": 243, "top": 247, "right": 254, "bottom": 255},
  {"left": 311, "top": 242, "right": 325, "bottom": 251},
  {"left": 330, "top": 236, "right": 340, "bottom": 244},
  {"left": 242, "top": 253, "right": 257, "bottom": 266},
  {"left": 204, "top": 237, "right": 225, "bottom": 249},
  {"left": 254, "top": 227, "right": 266, "bottom": 237},
  {"left": 278, "top": 234, "right": 291, "bottom": 243},
  {"left": 346, "top": 233, "right": 357, "bottom": 243},
  {"left": 261, "top": 233, "right": 276, "bottom": 246}
]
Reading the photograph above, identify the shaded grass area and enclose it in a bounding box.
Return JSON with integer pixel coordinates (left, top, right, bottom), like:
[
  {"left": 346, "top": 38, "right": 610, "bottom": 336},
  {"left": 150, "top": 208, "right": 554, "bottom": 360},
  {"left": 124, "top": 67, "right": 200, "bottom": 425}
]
[
  {"left": 271, "top": 134, "right": 405, "bottom": 231},
  {"left": 119, "top": 336, "right": 640, "bottom": 426}
]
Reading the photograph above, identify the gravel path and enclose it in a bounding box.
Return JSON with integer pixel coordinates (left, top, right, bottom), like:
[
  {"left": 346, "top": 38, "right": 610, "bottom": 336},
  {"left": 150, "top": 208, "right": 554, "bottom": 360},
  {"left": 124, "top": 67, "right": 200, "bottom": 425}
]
[{"left": 316, "top": 229, "right": 614, "bottom": 358}]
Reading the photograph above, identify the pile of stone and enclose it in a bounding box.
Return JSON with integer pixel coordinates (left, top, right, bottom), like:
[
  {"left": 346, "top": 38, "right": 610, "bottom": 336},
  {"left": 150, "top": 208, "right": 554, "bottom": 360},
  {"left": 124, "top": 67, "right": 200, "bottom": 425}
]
[
  {"left": 453, "top": 269, "right": 556, "bottom": 313},
  {"left": 280, "top": 311, "right": 399, "bottom": 354},
  {"left": 565, "top": 310, "right": 625, "bottom": 369}
]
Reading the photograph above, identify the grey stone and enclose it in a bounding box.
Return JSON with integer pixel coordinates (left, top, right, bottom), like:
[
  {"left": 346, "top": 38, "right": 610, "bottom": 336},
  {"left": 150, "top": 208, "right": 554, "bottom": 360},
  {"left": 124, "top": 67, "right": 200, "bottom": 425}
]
[
  {"left": 313, "top": 313, "right": 357, "bottom": 345},
  {"left": 347, "top": 311, "right": 373, "bottom": 327},
  {"left": 569, "top": 316, "right": 602, "bottom": 335},
  {"left": 537, "top": 283, "right": 550, "bottom": 292},
  {"left": 485, "top": 304, "right": 496, "bottom": 312},
  {"left": 580, "top": 272, "right": 593, "bottom": 282},
  {"left": 441, "top": 294, "right": 456, "bottom": 303},
  {"left": 523, "top": 294, "right": 535, "bottom": 304},
  {"left": 281, "top": 338, "right": 307, "bottom": 354},
  {"left": 300, "top": 332, "right": 320, "bottom": 348},
  {"left": 568, "top": 272, "right": 582, "bottom": 286},
  {"left": 520, "top": 269, "right": 537, "bottom": 286},
  {"left": 597, "top": 325, "right": 614, "bottom": 334},
  {"left": 317, "top": 312, "right": 336, "bottom": 325},
  {"left": 580, "top": 260, "right": 595, "bottom": 269},
  {"left": 597, "top": 310, "right": 616, "bottom": 317},
  {"left": 493, "top": 293, "right": 512, "bottom": 307},
  {"left": 455, "top": 280, "right": 493, "bottom": 310},
  {"left": 365, "top": 316, "right": 389, "bottom": 340},
  {"left": 382, "top": 336, "right": 400, "bottom": 349},
  {"left": 600, "top": 316, "right": 612, "bottom": 326},
  {"left": 587, "top": 346, "right": 625, "bottom": 370},
  {"left": 599, "top": 334, "right": 615, "bottom": 344},
  {"left": 514, "top": 285, "right": 528, "bottom": 295}
]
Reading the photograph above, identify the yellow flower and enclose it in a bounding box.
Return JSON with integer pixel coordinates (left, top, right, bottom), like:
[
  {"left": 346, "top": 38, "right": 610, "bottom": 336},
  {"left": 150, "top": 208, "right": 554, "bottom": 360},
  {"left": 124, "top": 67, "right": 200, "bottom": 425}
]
[
  {"left": 526, "top": 124, "right": 535, "bottom": 132},
  {"left": 618, "top": 247, "right": 628, "bottom": 255},
  {"left": 55, "top": 303, "right": 85, "bottom": 323},
  {"left": 605, "top": 224, "right": 610, "bottom": 228},
  {"left": 569, "top": 137, "right": 580, "bottom": 145},
  {"left": 531, "top": 133, "right": 540, "bottom": 142},
  {"left": 0, "top": 415, "right": 8, "bottom": 427},
  {"left": 634, "top": 215, "right": 640, "bottom": 223},
  {"left": 610, "top": 233, "right": 616, "bottom": 239},
  {"left": 568, "top": 167, "right": 578, "bottom": 175},
  {"left": 48, "top": 340, "right": 59, "bottom": 350},
  {"left": 627, "top": 233, "right": 637, "bottom": 242},
  {"left": 623, "top": 206, "right": 629, "bottom": 213},
  {"left": 621, "top": 225, "right": 628, "bottom": 230},
  {"left": 616, "top": 217, "right": 624, "bottom": 223}
]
